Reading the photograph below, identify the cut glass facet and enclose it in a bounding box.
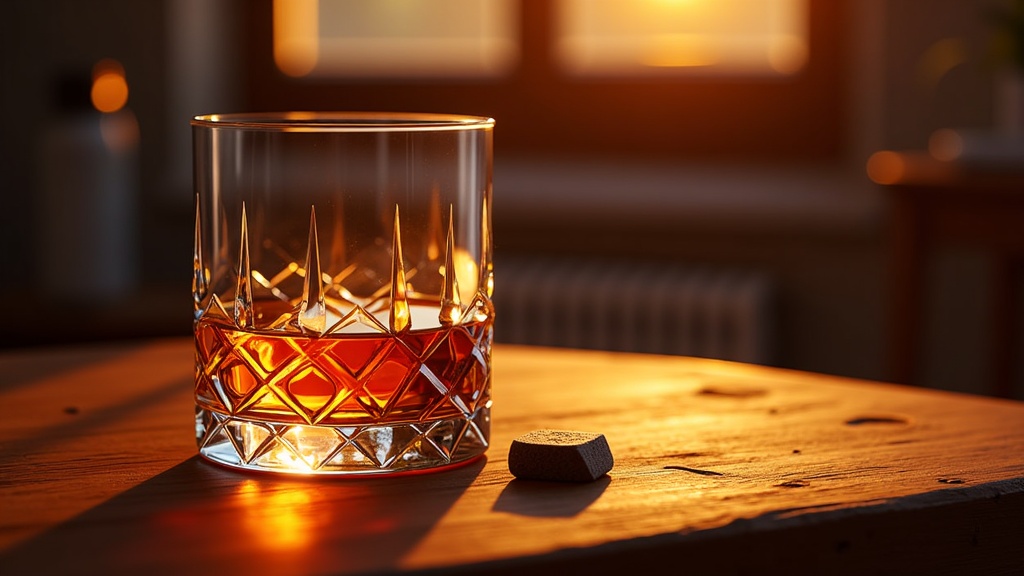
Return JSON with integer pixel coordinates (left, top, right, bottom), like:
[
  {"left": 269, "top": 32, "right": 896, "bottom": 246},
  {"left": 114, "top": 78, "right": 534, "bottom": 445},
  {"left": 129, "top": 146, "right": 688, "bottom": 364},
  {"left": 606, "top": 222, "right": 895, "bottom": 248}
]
[{"left": 194, "top": 202, "right": 492, "bottom": 475}]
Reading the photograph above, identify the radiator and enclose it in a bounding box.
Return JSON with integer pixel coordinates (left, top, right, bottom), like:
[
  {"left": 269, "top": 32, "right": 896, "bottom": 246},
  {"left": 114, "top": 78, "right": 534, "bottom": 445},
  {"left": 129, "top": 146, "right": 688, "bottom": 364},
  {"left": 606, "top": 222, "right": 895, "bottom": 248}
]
[{"left": 492, "top": 258, "right": 776, "bottom": 364}]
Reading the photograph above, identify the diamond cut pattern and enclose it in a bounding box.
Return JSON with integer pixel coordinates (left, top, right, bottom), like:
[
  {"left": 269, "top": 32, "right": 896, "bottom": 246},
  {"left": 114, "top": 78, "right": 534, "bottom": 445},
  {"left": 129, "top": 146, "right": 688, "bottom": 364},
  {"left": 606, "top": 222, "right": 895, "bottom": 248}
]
[
  {"left": 193, "top": 317, "right": 493, "bottom": 474},
  {"left": 197, "top": 405, "right": 490, "bottom": 474},
  {"left": 194, "top": 320, "right": 491, "bottom": 425},
  {"left": 194, "top": 203, "right": 493, "bottom": 474}
]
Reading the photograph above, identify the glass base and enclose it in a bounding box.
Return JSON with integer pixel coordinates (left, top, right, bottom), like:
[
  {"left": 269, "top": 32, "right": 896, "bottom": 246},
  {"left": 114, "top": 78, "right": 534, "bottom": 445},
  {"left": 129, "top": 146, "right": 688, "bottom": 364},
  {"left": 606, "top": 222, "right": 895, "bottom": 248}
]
[{"left": 195, "top": 404, "right": 490, "bottom": 476}]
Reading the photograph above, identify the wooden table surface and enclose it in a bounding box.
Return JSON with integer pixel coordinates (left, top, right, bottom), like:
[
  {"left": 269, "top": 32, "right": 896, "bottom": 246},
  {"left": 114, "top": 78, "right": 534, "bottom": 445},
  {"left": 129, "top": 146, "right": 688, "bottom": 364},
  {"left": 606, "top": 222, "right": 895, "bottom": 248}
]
[{"left": 1, "top": 340, "right": 1022, "bottom": 575}]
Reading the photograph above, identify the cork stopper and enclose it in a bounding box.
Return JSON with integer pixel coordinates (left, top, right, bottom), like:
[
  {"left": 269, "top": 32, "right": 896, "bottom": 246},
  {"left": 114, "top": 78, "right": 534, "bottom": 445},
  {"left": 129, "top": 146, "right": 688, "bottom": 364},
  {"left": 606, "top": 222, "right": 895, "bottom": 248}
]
[{"left": 508, "top": 430, "right": 614, "bottom": 482}]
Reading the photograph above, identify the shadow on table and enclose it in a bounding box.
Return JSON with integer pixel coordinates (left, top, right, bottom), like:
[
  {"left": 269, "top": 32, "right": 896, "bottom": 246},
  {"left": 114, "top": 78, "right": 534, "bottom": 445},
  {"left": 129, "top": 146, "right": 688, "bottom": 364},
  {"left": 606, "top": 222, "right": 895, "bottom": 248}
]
[
  {"left": 0, "top": 340, "right": 147, "bottom": 392},
  {"left": 492, "top": 476, "right": 611, "bottom": 518},
  {"left": 0, "top": 375, "right": 189, "bottom": 465},
  {"left": 1, "top": 455, "right": 486, "bottom": 575}
]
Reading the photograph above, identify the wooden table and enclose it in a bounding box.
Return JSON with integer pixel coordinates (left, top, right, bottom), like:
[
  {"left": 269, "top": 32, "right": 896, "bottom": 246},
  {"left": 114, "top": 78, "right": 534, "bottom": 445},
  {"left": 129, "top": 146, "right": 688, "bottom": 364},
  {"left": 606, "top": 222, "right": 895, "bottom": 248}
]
[
  {"left": 2, "top": 340, "right": 1023, "bottom": 575},
  {"left": 869, "top": 151, "right": 1024, "bottom": 398}
]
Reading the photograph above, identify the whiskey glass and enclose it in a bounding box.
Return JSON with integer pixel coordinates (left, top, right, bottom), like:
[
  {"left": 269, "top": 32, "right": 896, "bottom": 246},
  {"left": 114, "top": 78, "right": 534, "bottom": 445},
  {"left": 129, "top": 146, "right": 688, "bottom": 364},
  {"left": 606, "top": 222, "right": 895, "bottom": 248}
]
[{"left": 191, "top": 112, "right": 494, "bottom": 475}]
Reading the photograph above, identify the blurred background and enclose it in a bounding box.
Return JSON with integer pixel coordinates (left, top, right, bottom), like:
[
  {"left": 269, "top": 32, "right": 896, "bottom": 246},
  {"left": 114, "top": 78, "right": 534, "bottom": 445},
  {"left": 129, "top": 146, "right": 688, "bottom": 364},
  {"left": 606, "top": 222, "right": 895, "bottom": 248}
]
[{"left": 2, "top": 0, "right": 1022, "bottom": 398}]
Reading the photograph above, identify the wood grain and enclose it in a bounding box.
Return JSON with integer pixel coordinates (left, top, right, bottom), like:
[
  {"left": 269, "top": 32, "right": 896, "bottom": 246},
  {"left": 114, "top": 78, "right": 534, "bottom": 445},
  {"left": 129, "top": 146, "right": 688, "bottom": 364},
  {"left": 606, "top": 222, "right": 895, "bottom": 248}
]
[{"left": 1, "top": 340, "right": 1022, "bottom": 575}]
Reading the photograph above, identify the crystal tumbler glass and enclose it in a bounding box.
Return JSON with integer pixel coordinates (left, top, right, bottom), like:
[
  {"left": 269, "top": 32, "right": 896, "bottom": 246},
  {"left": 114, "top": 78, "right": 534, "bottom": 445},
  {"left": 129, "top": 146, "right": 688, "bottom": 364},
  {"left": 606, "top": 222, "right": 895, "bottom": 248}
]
[{"left": 191, "top": 112, "right": 494, "bottom": 475}]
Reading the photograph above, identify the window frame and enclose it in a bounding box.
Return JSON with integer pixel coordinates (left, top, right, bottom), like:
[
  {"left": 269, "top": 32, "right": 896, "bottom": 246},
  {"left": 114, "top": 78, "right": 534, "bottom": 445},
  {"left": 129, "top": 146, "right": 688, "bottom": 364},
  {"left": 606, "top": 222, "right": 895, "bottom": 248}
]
[{"left": 243, "top": 0, "right": 847, "bottom": 163}]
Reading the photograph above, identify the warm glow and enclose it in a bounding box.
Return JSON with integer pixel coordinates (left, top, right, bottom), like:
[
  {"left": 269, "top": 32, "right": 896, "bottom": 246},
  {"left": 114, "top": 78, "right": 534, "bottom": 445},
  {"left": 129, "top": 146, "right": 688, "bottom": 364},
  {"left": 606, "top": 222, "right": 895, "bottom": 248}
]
[
  {"left": 234, "top": 480, "right": 317, "bottom": 551},
  {"left": 274, "top": 0, "right": 319, "bottom": 77},
  {"left": 90, "top": 59, "right": 129, "bottom": 113},
  {"left": 437, "top": 247, "right": 481, "bottom": 306},
  {"left": 768, "top": 34, "right": 808, "bottom": 74},
  {"left": 640, "top": 34, "right": 720, "bottom": 68},
  {"left": 273, "top": 0, "right": 517, "bottom": 78},
  {"left": 557, "top": 0, "right": 808, "bottom": 77},
  {"left": 231, "top": 421, "right": 359, "bottom": 472},
  {"left": 866, "top": 151, "right": 906, "bottom": 185}
]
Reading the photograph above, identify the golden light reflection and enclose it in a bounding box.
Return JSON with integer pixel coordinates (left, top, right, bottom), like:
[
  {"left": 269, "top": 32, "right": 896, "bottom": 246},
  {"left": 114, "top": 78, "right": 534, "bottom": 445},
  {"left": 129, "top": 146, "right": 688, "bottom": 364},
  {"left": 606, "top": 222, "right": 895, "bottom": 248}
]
[
  {"left": 273, "top": 0, "right": 517, "bottom": 78},
  {"left": 640, "top": 34, "right": 720, "bottom": 68},
  {"left": 868, "top": 150, "right": 956, "bottom": 185},
  {"left": 426, "top": 187, "right": 443, "bottom": 262},
  {"left": 433, "top": 247, "right": 481, "bottom": 308},
  {"left": 558, "top": 0, "right": 808, "bottom": 76},
  {"left": 274, "top": 0, "right": 319, "bottom": 77},
  {"left": 866, "top": 151, "right": 906, "bottom": 185},
  {"left": 233, "top": 480, "right": 317, "bottom": 552},
  {"left": 768, "top": 34, "right": 808, "bottom": 74},
  {"left": 90, "top": 59, "right": 129, "bottom": 113}
]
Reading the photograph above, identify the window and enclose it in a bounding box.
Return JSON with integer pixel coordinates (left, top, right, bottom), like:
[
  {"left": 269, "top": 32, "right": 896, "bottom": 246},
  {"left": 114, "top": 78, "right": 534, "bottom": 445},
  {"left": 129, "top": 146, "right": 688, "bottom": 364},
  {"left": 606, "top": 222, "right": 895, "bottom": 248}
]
[
  {"left": 556, "top": 0, "right": 808, "bottom": 77},
  {"left": 249, "top": 0, "right": 845, "bottom": 162},
  {"left": 273, "top": 0, "right": 518, "bottom": 78}
]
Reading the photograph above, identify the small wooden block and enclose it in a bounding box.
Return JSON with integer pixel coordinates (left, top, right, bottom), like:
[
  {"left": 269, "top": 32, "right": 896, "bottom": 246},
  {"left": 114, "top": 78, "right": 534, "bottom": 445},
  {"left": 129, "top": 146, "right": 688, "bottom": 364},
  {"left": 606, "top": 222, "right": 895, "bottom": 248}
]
[{"left": 508, "top": 430, "right": 614, "bottom": 482}]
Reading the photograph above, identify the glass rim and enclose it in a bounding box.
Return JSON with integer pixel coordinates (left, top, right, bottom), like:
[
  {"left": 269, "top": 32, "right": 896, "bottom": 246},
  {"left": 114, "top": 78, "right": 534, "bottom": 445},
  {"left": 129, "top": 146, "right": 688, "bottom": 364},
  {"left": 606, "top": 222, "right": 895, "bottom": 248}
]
[{"left": 191, "top": 111, "right": 494, "bottom": 132}]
